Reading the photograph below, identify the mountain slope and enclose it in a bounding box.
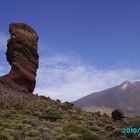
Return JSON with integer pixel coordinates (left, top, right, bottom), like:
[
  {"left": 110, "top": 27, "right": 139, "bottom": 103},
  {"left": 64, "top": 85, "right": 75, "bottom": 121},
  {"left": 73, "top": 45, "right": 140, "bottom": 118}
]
[
  {"left": 0, "top": 81, "right": 135, "bottom": 140},
  {"left": 73, "top": 81, "right": 140, "bottom": 116},
  {"left": 0, "top": 81, "right": 99, "bottom": 139}
]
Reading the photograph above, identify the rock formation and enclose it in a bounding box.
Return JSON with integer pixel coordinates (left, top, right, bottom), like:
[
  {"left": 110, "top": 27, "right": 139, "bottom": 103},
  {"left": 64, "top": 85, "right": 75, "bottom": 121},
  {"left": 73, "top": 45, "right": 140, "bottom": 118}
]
[{"left": 0, "top": 23, "right": 39, "bottom": 93}]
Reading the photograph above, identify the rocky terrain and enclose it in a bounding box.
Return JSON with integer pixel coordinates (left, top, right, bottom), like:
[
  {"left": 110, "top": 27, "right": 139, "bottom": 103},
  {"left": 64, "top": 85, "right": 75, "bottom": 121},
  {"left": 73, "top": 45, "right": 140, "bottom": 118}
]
[
  {"left": 0, "top": 23, "right": 139, "bottom": 140},
  {"left": 73, "top": 81, "right": 140, "bottom": 117}
]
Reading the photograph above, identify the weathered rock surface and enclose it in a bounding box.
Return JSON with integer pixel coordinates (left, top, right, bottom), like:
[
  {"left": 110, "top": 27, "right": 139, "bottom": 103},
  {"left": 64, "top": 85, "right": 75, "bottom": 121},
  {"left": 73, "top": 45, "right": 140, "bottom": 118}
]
[{"left": 0, "top": 23, "right": 39, "bottom": 93}]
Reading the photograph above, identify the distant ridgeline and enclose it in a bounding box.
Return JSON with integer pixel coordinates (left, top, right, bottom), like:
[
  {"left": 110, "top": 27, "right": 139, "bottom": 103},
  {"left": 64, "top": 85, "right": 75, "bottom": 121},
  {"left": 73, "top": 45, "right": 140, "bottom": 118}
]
[{"left": 73, "top": 81, "right": 140, "bottom": 117}]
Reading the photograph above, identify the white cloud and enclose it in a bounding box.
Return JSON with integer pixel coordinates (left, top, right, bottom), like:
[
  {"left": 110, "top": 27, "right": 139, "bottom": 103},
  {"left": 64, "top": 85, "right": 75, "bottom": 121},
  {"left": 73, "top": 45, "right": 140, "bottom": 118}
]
[
  {"left": 0, "top": 31, "right": 10, "bottom": 76},
  {"left": 0, "top": 31, "right": 7, "bottom": 50},
  {"left": 0, "top": 65, "right": 10, "bottom": 76},
  {"left": 35, "top": 54, "right": 140, "bottom": 102}
]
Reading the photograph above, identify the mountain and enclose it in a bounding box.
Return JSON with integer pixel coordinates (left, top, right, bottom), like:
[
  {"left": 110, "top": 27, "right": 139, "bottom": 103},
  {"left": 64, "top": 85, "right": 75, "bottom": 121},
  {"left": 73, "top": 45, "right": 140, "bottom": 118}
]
[{"left": 73, "top": 81, "right": 140, "bottom": 116}]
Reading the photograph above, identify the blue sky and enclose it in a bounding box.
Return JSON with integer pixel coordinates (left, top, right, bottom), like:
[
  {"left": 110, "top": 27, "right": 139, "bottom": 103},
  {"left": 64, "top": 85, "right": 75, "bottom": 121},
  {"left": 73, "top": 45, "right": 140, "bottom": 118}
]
[{"left": 0, "top": 0, "right": 140, "bottom": 101}]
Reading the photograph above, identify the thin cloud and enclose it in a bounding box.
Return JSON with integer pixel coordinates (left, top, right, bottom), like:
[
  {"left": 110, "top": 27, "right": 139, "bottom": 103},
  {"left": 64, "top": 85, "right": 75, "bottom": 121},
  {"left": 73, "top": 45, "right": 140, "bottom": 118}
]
[
  {"left": 0, "top": 31, "right": 10, "bottom": 76},
  {"left": 35, "top": 54, "right": 140, "bottom": 102},
  {"left": 0, "top": 31, "right": 7, "bottom": 50},
  {"left": 0, "top": 65, "right": 9, "bottom": 76}
]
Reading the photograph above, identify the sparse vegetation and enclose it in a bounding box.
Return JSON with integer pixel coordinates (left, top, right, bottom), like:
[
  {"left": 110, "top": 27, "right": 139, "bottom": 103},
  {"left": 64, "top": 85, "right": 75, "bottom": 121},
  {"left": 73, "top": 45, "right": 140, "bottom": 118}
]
[
  {"left": 132, "top": 117, "right": 140, "bottom": 128},
  {"left": 0, "top": 83, "right": 136, "bottom": 140},
  {"left": 0, "top": 130, "right": 13, "bottom": 140}
]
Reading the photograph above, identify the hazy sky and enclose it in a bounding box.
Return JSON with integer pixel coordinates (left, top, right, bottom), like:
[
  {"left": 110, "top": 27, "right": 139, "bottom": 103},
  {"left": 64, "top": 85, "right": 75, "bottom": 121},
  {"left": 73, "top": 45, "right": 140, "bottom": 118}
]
[{"left": 0, "top": 0, "right": 140, "bottom": 102}]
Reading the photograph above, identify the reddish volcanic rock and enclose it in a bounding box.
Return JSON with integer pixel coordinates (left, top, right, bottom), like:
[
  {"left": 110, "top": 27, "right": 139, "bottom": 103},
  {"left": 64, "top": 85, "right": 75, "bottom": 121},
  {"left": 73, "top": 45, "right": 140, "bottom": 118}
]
[{"left": 0, "top": 23, "right": 39, "bottom": 93}]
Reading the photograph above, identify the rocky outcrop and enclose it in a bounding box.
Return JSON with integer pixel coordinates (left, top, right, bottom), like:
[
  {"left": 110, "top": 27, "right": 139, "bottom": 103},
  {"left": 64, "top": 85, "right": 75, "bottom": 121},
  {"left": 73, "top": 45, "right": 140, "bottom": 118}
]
[{"left": 0, "top": 23, "right": 39, "bottom": 93}]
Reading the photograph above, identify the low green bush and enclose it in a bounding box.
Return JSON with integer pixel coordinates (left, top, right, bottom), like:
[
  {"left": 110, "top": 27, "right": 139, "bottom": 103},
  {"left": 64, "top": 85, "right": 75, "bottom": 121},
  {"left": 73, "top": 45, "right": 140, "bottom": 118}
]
[
  {"left": 83, "top": 131, "right": 100, "bottom": 140},
  {"left": 55, "top": 134, "right": 67, "bottom": 140},
  {"left": 132, "top": 117, "right": 140, "bottom": 128},
  {"left": 0, "top": 130, "right": 13, "bottom": 140},
  {"left": 63, "top": 123, "right": 100, "bottom": 140},
  {"left": 110, "top": 128, "right": 122, "bottom": 137},
  {"left": 68, "top": 133, "right": 81, "bottom": 140},
  {"left": 41, "top": 108, "right": 62, "bottom": 121},
  {"left": 25, "top": 129, "right": 39, "bottom": 137},
  {"left": 22, "top": 118, "right": 39, "bottom": 127}
]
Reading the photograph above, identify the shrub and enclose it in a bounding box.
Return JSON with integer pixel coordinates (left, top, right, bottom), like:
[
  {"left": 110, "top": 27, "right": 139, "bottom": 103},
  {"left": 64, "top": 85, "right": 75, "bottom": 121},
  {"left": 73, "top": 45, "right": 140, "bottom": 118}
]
[
  {"left": 3, "top": 110, "right": 14, "bottom": 119},
  {"left": 68, "top": 133, "right": 81, "bottom": 140},
  {"left": 111, "top": 109, "right": 124, "bottom": 121},
  {"left": 105, "top": 125, "right": 114, "bottom": 131},
  {"left": 22, "top": 118, "right": 38, "bottom": 127},
  {"left": 132, "top": 117, "right": 140, "bottom": 128},
  {"left": 14, "top": 131, "right": 22, "bottom": 140},
  {"left": 63, "top": 123, "right": 86, "bottom": 134},
  {"left": 0, "top": 130, "right": 13, "bottom": 140},
  {"left": 96, "top": 120, "right": 104, "bottom": 126},
  {"left": 38, "top": 127, "right": 51, "bottom": 134},
  {"left": 41, "top": 133, "right": 51, "bottom": 140},
  {"left": 41, "top": 108, "right": 62, "bottom": 121},
  {"left": 54, "top": 127, "right": 63, "bottom": 133},
  {"left": 83, "top": 131, "right": 100, "bottom": 140},
  {"left": 63, "top": 123, "right": 100, "bottom": 140},
  {"left": 55, "top": 134, "right": 67, "bottom": 140},
  {"left": 112, "top": 128, "right": 122, "bottom": 137},
  {"left": 25, "top": 129, "right": 39, "bottom": 137}
]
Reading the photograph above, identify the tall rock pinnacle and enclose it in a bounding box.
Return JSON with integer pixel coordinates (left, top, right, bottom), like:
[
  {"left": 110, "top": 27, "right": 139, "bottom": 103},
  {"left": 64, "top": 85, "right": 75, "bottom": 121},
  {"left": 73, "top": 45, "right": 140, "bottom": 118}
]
[{"left": 0, "top": 23, "right": 39, "bottom": 93}]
